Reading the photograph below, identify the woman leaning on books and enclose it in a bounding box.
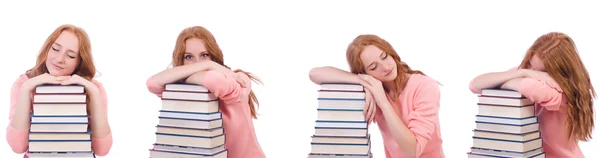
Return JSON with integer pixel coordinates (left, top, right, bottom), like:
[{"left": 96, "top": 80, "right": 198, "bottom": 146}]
[
  {"left": 469, "top": 32, "right": 596, "bottom": 158},
  {"left": 6, "top": 24, "right": 113, "bottom": 157},
  {"left": 309, "top": 34, "right": 445, "bottom": 158}
]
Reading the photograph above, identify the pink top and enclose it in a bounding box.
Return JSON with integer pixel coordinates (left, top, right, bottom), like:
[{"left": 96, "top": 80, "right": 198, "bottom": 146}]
[
  {"left": 469, "top": 67, "right": 584, "bottom": 158},
  {"left": 147, "top": 70, "right": 265, "bottom": 158},
  {"left": 374, "top": 74, "right": 445, "bottom": 158},
  {"left": 6, "top": 74, "right": 113, "bottom": 157}
]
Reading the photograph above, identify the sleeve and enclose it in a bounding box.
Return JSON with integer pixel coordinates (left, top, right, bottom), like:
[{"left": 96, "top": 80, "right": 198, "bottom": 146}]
[
  {"left": 407, "top": 80, "right": 441, "bottom": 157},
  {"left": 90, "top": 80, "right": 113, "bottom": 156},
  {"left": 202, "top": 71, "right": 250, "bottom": 102},
  {"left": 146, "top": 76, "right": 164, "bottom": 98},
  {"left": 6, "top": 75, "right": 31, "bottom": 153},
  {"left": 517, "top": 77, "right": 563, "bottom": 111}
]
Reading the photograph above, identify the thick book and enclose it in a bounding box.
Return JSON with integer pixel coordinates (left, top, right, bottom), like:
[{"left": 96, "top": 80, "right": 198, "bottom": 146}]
[
  {"left": 472, "top": 137, "right": 542, "bottom": 152},
  {"left": 149, "top": 149, "right": 227, "bottom": 158},
  {"left": 155, "top": 133, "right": 225, "bottom": 149},
  {"left": 26, "top": 151, "right": 96, "bottom": 158},
  {"left": 320, "top": 83, "right": 364, "bottom": 92},
  {"left": 28, "top": 140, "right": 92, "bottom": 152},
  {"left": 165, "top": 83, "right": 210, "bottom": 93},
  {"left": 35, "top": 84, "right": 85, "bottom": 94},
  {"left": 481, "top": 89, "right": 525, "bottom": 98}
]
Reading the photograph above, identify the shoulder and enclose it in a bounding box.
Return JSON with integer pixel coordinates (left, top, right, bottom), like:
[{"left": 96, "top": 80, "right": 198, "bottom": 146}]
[
  {"left": 17, "top": 74, "right": 30, "bottom": 82},
  {"left": 410, "top": 74, "right": 440, "bottom": 92},
  {"left": 9, "top": 74, "right": 30, "bottom": 92},
  {"left": 90, "top": 79, "right": 104, "bottom": 87},
  {"left": 90, "top": 78, "right": 107, "bottom": 93},
  {"left": 12, "top": 74, "right": 30, "bottom": 86}
]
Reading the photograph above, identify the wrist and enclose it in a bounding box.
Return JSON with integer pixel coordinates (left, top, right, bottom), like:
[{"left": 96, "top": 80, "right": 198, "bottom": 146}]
[
  {"left": 516, "top": 69, "right": 529, "bottom": 78},
  {"left": 197, "top": 60, "right": 215, "bottom": 71},
  {"left": 21, "top": 81, "right": 36, "bottom": 93}
]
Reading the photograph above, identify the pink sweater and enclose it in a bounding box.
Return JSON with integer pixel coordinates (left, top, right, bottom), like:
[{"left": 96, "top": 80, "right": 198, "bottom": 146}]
[
  {"left": 374, "top": 74, "right": 445, "bottom": 158},
  {"left": 147, "top": 70, "right": 265, "bottom": 158},
  {"left": 469, "top": 68, "right": 584, "bottom": 158},
  {"left": 6, "top": 74, "right": 113, "bottom": 157}
]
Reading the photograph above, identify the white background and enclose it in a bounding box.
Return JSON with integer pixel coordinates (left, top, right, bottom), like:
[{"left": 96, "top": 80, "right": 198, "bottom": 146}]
[{"left": 0, "top": 1, "right": 599, "bottom": 158}]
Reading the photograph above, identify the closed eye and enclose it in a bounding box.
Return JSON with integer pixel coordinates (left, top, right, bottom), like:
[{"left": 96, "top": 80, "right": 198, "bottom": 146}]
[
  {"left": 370, "top": 65, "right": 377, "bottom": 71},
  {"left": 67, "top": 54, "right": 77, "bottom": 59}
]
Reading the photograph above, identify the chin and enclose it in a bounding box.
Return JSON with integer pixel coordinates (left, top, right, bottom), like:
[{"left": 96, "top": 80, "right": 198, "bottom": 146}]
[
  {"left": 380, "top": 76, "right": 396, "bottom": 82},
  {"left": 48, "top": 70, "right": 67, "bottom": 77},
  {"left": 385, "top": 73, "right": 398, "bottom": 81}
]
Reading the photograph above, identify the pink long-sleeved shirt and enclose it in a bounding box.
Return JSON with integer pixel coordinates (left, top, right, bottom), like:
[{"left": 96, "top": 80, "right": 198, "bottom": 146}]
[
  {"left": 469, "top": 67, "right": 584, "bottom": 158},
  {"left": 147, "top": 70, "right": 266, "bottom": 158},
  {"left": 6, "top": 74, "right": 113, "bottom": 157},
  {"left": 373, "top": 74, "right": 445, "bottom": 158}
]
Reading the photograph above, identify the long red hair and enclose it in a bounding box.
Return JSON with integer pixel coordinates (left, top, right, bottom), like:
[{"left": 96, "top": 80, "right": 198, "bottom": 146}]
[
  {"left": 172, "top": 26, "right": 262, "bottom": 119},
  {"left": 346, "top": 34, "right": 425, "bottom": 103},
  {"left": 26, "top": 24, "right": 96, "bottom": 80},
  {"left": 519, "top": 32, "right": 596, "bottom": 142}
]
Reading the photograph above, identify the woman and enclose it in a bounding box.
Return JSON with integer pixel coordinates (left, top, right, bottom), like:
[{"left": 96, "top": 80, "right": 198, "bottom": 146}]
[
  {"left": 146, "top": 26, "right": 265, "bottom": 158},
  {"left": 469, "top": 32, "right": 595, "bottom": 157},
  {"left": 6, "top": 24, "right": 113, "bottom": 157},
  {"left": 309, "top": 34, "right": 445, "bottom": 158}
]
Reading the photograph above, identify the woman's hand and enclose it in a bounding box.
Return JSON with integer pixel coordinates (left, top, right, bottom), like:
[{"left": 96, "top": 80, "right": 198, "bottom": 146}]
[
  {"left": 61, "top": 74, "right": 92, "bottom": 87},
  {"left": 358, "top": 74, "right": 388, "bottom": 106},
  {"left": 363, "top": 88, "right": 376, "bottom": 124},
  {"left": 205, "top": 61, "right": 247, "bottom": 87},
  {"left": 61, "top": 74, "right": 99, "bottom": 92},
  {"left": 23, "top": 73, "right": 70, "bottom": 92}
]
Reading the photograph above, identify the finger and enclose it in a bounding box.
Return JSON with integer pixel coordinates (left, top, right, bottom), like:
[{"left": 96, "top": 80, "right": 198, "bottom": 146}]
[
  {"left": 361, "top": 75, "right": 376, "bottom": 85},
  {"left": 366, "top": 99, "right": 373, "bottom": 123},
  {"left": 369, "top": 100, "right": 376, "bottom": 123},
  {"left": 363, "top": 90, "right": 370, "bottom": 114},
  {"left": 363, "top": 102, "right": 367, "bottom": 118},
  {"left": 357, "top": 75, "right": 372, "bottom": 87},
  {"left": 56, "top": 76, "right": 71, "bottom": 81},
  {"left": 60, "top": 78, "right": 76, "bottom": 85}
]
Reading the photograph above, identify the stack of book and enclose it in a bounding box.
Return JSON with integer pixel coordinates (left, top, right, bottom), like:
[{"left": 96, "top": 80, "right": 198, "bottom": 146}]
[
  {"left": 308, "top": 83, "right": 372, "bottom": 158},
  {"left": 148, "top": 83, "right": 228, "bottom": 158},
  {"left": 467, "top": 89, "right": 546, "bottom": 158},
  {"left": 26, "top": 84, "right": 95, "bottom": 158}
]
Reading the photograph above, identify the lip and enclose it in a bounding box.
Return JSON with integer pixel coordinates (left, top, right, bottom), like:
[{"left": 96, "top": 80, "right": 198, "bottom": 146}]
[
  {"left": 384, "top": 68, "right": 393, "bottom": 76},
  {"left": 52, "top": 63, "right": 63, "bottom": 70}
]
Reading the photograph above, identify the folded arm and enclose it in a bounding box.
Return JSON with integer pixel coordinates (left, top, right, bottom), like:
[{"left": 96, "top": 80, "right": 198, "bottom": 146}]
[
  {"left": 469, "top": 68, "right": 526, "bottom": 94},
  {"left": 309, "top": 66, "right": 367, "bottom": 85},
  {"left": 146, "top": 61, "right": 216, "bottom": 97},
  {"left": 86, "top": 81, "right": 113, "bottom": 156},
  {"left": 502, "top": 77, "right": 563, "bottom": 110},
  {"left": 378, "top": 81, "right": 441, "bottom": 157},
  {"left": 6, "top": 75, "right": 32, "bottom": 153},
  {"left": 186, "top": 70, "right": 250, "bottom": 102}
]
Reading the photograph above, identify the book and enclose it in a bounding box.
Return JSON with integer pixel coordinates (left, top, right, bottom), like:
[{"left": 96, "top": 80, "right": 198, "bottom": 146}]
[
  {"left": 308, "top": 83, "right": 372, "bottom": 157},
  {"left": 149, "top": 83, "right": 227, "bottom": 157},
  {"left": 27, "top": 84, "right": 94, "bottom": 156},
  {"left": 467, "top": 89, "right": 546, "bottom": 157}
]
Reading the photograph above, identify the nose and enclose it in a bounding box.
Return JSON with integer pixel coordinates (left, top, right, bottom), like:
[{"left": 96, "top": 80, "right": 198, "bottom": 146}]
[
  {"left": 190, "top": 58, "right": 200, "bottom": 64},
  {"left": 56, "top": 52, "right": 67, "bottom": 64},
  {"left": 381, "top": 64, "right": 390, "bottom": 72}
]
